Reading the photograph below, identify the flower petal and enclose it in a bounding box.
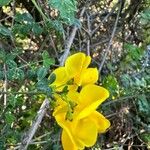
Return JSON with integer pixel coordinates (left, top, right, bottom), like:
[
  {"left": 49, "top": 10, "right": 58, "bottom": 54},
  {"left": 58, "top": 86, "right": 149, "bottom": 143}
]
[
  {"left": 80, "top": 68, "right": 98, "bottom": 85},
  {"left": 62, "top": 130, "right": 78, "bottom": 150},
  {"left": 75, "top": 85, "right": 109, "bottom": 119},
  {"left": 75, "top": 117, "right": 98, "bottom": 147},
  {"left": 82, "top": 55, "right": 91, "bottom": 69},
  {"left": 65, "top": 53, "right": 86, "bottom": 78},
  {"left": 54, "top": 106, "right": 84, "bottom": 149},
  {"left": 90, "top": 111, "right": 111, "bottom": 133},
  {"left": 51, "top": 67, "right": 70, "bottom": 90}
]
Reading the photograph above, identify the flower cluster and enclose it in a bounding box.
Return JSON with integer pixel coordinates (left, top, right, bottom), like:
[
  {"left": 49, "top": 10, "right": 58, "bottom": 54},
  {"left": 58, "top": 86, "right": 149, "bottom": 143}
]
[{"left": 51, "top": 53, "right": 110, "bottom": 150}]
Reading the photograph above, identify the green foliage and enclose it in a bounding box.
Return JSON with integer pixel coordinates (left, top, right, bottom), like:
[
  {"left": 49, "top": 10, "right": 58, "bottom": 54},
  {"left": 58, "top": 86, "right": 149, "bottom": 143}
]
[
  {"left": 0, "top": 0, "right": 12, "bottom": 6},
  {"left": 140, "top": 133, "right": 150, "bottom": 146},
  {"left": 0, "top": 25, "right": 12, "bottom": 37},
  {"left": 42, "top": 51, "right": 55, "bottom": 68},
  {"left": 13, "top": 12, "right": 43, "bottom": 38},
  {"left": 103, "top": 75, "right": 119, "bottom": 98},
  {"left": 37, "top": 67, "right": 48, "bottom": 81},
  {"left": 137, "top": 94, "right": 150, "bottom": 123},
  {"left": 49, "top": 0, "right": 77, "bottom": 25},
  {"left": 140, "top": 9, "right": 150, "bottom": 25}
]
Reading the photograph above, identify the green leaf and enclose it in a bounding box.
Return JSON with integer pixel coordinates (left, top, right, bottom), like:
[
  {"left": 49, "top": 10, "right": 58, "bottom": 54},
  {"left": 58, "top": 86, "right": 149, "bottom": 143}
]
[
  {"left": 49, "top": 0, "right": 77, "bottom": 24},
  {"left": 5, "top": 112, "right": 15, "bottom": 124},
  {"left": 32, "top": 23, "right": 43, "bottom": 35},
  {"left": 137, "top": 94, "right": 150, "bottom": 118},
  {"left": 6, "top": 60, "right": 17, "bottom": 69},
  {"left": 37, "top": 67, "right": 47, "bottom": 81},
  {"left": 36, "top": 79, "right": 52, "bottom": 96},
  {"left": 0, "top": 25, "right": 12, "bottom": 37},
  {"left": 42, "top": 51, "right": 55, "bottom": 68},
  {"left": 26, "top": 69, "right": 37, "bottom": 80},
  {"left": 7, "top": 68, "right": 25, "bottom": 80},
  {"left": 52, "top": 20, "right": 64, "bottom": 33},
  {"left": 13, "top": 24, "right": 32, "bottom": 39},
  {"left": 103, "top": 75, "right": 119, "bottom": 98},
  {"left": 124, "top": 43, "right": 143, "bottom": 60},
  {"left": 7, "top": 69, "right": 15, "bottom": 80},
  {"left": 0, "top": 0, "right": 12, "bottom": 6},
  {"left": 15, "top": 13, "right": 34, "bottom": 23},
  {"left": 48, "top": 73, "right": 56, "bottom": 84},
  {"left": 0, "top": 49, "right": 6, "bottom": 62},
  {"left": 42, "top": 50, "right": 49, "bottom": 59},
  {"left": 120, "top": 74, "right": 133, "bottom": 88},
  {"left": 15, "top": 69, "right": 25, "bottom": 80}
]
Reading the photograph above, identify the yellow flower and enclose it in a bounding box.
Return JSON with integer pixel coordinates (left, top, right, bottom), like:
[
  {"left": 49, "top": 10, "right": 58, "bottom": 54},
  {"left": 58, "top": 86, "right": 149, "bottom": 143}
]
[
  {"left": 53, "top": 85, "right": 110, "bottom": 150},
  {"left": 51, "top": 53, "right": 98, "bottom": 90}
]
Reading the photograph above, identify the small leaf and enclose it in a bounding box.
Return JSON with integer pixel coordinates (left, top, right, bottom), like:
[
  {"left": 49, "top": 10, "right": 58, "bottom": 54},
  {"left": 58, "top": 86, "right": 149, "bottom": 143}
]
[
  {"left": 15, "top": 69, "right": 25, "bottom": 80},
  {"left": 42, "top": 51, "right": 55, "bottom": 68},
  {"left": 6, "top": 60, "right": 17, "bottom": 69},
  {"left": 26, "top": 69, "right": 37, "bottom": 80},
  {"left": 62, "top": 85, "right": 68, "bottom": 94},
  {"left": 103, "top": 75, "right": 119, "bottom": 98},
  {"left": 37, "top": 67, "right": 47, "bottom": 81},
  {"left": 49, "top": 0, "right": 77, "bottom": 25},
  {"left": 137, "top": 94, "right": 150, "bottom": 117},
  {"left": 32, "top": 23, "right": 43, "bottom": 35},
  {"left": 5, "top": 112, "right": 15, "bottom": 124},
  {"left": 0, "top": 0, "right": 12, "bottom": 6},
  {"left": 36, "top": 79, "right": 52, "bottom": 96},
  {"left": 48, "top": 73, "right": 56, "bottom": 84},
  {"left": 0, "top": 25, "right": 12, "bottom": 37},
  {"left": 0, "top": 49, "right": 6, "bottom": 62},
  {"left": 15, "top": 12, "right": 34, "bottom": 23}
]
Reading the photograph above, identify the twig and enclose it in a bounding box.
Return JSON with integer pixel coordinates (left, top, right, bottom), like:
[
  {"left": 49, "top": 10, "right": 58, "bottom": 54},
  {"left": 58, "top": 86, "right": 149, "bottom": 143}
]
[
  {"left": 3, "top": 64, "right": 7, "bottom": 109},
  {"left": 86, "top": 12, "right": 91, "bottom": 56},
  {"left": 98, "top": 0, "right": 122, "bottom": 72},
  {"left": 19, "top": 99, "right": 50, "bottom": 150},
  {"left": 103, "top": 94, "right": 138, "bottom": 107},
  {"left": 59, "top": 7, "right": 86, "bottom": 66}
]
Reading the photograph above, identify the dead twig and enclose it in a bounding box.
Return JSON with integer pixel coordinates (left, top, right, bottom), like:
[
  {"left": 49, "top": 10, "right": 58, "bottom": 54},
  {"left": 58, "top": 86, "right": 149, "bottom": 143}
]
[
  {"left": 98, "top": 0, "right": 122, "bottom": 72},
  {"left": 19, "top": 99, "right": 50, "bottom": 150},
  {"left": 3, "top": 64, "right": 7, "bottom": 109}
]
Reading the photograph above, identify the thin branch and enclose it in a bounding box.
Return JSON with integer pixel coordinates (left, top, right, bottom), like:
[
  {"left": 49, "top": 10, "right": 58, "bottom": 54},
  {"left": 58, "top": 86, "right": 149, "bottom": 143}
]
[
  {"left": 59, "top": 7, "right": 86, "bottom": 66},
  {"left": 98, "top": 1, "right": 122, "bottom": 72},
  {"left": 86, "top": 12, "right": 91, "bottom": 56},
  {"left": 103, "top": 94, "right": 141, "bottom": 107},
  {"left": 19, "top": 99, "right": 50, "bottom": 150},
  {"left": 3, "top": 64, "right": 7, "bottom": 109}
]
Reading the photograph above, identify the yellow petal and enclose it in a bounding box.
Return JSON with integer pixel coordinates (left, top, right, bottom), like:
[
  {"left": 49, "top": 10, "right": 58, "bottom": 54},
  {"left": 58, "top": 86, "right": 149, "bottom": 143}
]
[
  {"left": 75, "top": 85, "right": 109, "bottom": 119},
  {"left": 67, "top": 91, "right": 80, "bottom": 104},
  {"left": 51, "top": 67, "right": 70, "bottom": 89},
  {"left": 62, "top": 130, "right": 78, "bottom": 150},
  {"left": 80, "top": 68, "right": 98, "bottom": 85},
  {"left": 65, "top": 53, "right": 86, "bottom": 78},
  {"left": 53, "top": 103, "right": 67, "bottom": 118},
  {"left": 54, "top": 106, "right": 84, "bottom": 149},
  {"left": 89, "top": 111, "right": 111, "bottom": 133},
  {"left": 75, "top": 117, "right": 98, "bottom": 147},
  {"left": 82, "top": 55, "right": 91, "bottom": 69}
]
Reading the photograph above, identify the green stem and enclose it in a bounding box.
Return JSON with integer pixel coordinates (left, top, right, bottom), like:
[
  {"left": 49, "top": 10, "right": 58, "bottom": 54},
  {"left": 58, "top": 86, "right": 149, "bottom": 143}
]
[{"left": 31, "top": 0, "right": 48, "bottom": 21}]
